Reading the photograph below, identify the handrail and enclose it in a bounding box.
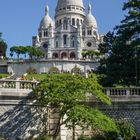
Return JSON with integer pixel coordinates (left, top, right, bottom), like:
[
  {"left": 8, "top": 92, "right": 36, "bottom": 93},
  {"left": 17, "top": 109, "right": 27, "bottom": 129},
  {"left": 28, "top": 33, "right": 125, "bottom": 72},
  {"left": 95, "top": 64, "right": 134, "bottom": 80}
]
[
  {"left": 0, "top": 80, "right": 140, "bottom": 97},
  {"left": 0, "top": 80, "right": 38, "bottom": 90},
  {"left": 104, "top": 87, "right": 140, "bottom": 96}
]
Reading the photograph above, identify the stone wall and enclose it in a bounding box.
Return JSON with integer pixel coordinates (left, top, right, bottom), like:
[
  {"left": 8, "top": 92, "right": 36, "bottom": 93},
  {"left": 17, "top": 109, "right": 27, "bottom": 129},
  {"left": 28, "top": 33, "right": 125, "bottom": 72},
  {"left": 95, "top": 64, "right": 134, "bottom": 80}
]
[
  {"left": 0, "top": 103, "right": 44, "bottom": 139},
  {"left": 0, "top": 100, "right": 140, "bottom": 139},
  {"left": 7, "top": 60, "right": 99, "bottom": 75},
  {"left": 100, "top": 102, "right": 140, "bottom": 139}
]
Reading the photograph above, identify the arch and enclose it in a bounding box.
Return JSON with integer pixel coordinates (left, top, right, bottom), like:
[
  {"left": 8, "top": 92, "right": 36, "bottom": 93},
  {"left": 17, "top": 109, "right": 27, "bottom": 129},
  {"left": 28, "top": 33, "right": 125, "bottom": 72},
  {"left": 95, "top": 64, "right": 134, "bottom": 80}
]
[
  {"left": 59, "top": 19, "right": 62, "bottom": 25},
  {"left": 53, "top": 52, "right": 59, "bottom": 59},
  {"left": 63, "top": 18, "right": 68, "bottom": 30},
  {"left": 44, "top": 31, "right": 48, "bottom": 37},
  {"left": 70, "top": 52, "right": 76, "bottom": 59},
  {"left": 55, "top": 41, "right": 59, "bottom": 48},
  {"left": 61, "top": 52, "right": 67, "bottom": 59},
  {"left": 72, "top": 18, "right": 75, "bottom": 26},
  {"left": 77, "top": 19, "right": 80, "bottom": 26},
  {"left": 71, "top": 35, "right": 75, "bottom": 47},
  {"left": 63, "top": 34, "right": 67, "bottom": 45}
]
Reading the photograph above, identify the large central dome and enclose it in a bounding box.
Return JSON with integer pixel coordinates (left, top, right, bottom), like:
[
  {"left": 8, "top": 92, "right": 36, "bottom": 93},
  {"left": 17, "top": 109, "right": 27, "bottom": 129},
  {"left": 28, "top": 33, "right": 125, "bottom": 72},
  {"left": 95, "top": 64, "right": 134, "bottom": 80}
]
[{"left": 56, "top": 0, "right": 84, "bottom": 9}]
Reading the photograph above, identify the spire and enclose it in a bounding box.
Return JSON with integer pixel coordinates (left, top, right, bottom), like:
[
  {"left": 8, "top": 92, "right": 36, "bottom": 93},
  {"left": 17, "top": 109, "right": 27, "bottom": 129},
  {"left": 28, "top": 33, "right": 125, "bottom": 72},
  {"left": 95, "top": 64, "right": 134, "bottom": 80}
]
[
  {"left": 45, "top": 5, "right": 49, "bottom": 16},
  {"left": 88, "top": 0, "right": 92, "bottom": 14}
]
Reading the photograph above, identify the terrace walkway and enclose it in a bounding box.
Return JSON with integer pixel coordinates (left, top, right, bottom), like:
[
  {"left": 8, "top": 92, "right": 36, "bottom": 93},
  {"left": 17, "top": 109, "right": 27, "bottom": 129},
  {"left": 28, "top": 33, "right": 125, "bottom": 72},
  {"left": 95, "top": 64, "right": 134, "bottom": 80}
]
[{"left": 0, "top": 79, "right": 140, "bottom": 102}]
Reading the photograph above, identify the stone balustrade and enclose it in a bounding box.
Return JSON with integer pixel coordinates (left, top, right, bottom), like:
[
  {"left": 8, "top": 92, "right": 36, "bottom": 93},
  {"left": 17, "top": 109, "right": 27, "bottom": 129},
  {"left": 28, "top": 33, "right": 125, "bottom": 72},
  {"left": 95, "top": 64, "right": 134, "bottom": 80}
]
[
  {"left": 104, "top": 87, "right": 140, "bottom": 102},
  {"left": 0, "top": 80, "right": 140, "bottom": 102},
  {"left": 104, "top": 87, "right": 140, "bottom": 96},
  {"left": 0, "top": 79, "right": 38, "bottom": 90}
]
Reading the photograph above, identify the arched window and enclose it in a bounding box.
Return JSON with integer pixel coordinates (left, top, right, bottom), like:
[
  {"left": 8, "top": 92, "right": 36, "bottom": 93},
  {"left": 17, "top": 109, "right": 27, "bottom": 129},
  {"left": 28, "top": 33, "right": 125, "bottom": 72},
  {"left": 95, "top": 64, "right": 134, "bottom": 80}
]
[
  {"left": 87, "top": 30, "right": 92, "bottom": 35},
  {"left": 56, "top": 21, "right": 59, "bottom": 27},
  {"left": 82, "top": 30, "right": 85, "bottom": 36},
  {"left": 44, "top": 31, "right": 48, "bottom": 37},
  {"left": 59, "top": 19, "right": 62, "bottom": 25},
  {"left": 70, "top": 52, "right": 76, "bottom": 59},
  {"left": 63, "top": 35, "right": 67, "bottom": 45},
  {"left": 77, "top": 19, "right": 80, "bottom": 26},
  {"left": 53, "top": 53, "right": 58, "bottom": 59},
  {"left": 72, "top": 18, "right": 75, "bottom": 26},
  {"left": 63, "top": 18, "right": 68, "bottom": 30},
  {"left": 72, "top": 41, "right": 75, "bottom": 47},
  {"left": 56, "top": 41, "right": 59, "bottom": 48},
  {"left": 61, "top": 52, "right": 67, "bottom": 59},
  {"left": 71, "top": 36, "right": 75, "bottom": 47}
]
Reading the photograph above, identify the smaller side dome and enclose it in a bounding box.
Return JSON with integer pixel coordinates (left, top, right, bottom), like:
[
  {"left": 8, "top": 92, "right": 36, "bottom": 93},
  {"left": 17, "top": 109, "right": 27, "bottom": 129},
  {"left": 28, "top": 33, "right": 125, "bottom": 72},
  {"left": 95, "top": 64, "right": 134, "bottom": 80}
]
[
  {"left": 83, "top": 3, "right": 97, "bottom": 29},
  {"left": 39, "top": 5, "right": 54, "bottom": 29}
]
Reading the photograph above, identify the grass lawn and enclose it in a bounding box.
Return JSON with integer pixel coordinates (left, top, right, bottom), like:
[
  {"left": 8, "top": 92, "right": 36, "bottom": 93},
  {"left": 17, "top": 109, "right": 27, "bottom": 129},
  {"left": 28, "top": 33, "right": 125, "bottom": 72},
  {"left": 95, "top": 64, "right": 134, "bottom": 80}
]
[
  {"left": 26, "top": 74, "right": 49, "bottom": 81},
  {"left": 0, "top": 73, "right": 10, "bottom": 79}
]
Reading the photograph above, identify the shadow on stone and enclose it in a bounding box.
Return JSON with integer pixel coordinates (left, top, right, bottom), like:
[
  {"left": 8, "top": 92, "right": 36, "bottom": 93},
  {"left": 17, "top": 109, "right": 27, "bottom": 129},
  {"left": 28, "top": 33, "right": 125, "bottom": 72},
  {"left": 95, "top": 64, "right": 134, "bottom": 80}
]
[{"left": 0, "top": 97, "right": 46, "bottom": 139}]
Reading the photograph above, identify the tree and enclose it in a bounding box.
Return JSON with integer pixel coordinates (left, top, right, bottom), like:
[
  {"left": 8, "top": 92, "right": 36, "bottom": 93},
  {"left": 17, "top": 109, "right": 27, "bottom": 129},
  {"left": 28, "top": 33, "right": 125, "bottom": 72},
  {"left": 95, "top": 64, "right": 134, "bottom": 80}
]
[
  {"left": 10, "top": 46, "right": 22, "bottom": 58},
  {"left": 33, "top": 74, "right": 118, "bottom": 140},
  {"left": 26, "top": 46, "right": 44, "bottom": 59},
  {"left": 0, "top": 32, "right": 7, "bottom": 58},
  {"left": 98, "top": 0, "right": 140, "bottom": 86},
  {"left": 10, "top": 46, "right": 44, "bottom": 59}
]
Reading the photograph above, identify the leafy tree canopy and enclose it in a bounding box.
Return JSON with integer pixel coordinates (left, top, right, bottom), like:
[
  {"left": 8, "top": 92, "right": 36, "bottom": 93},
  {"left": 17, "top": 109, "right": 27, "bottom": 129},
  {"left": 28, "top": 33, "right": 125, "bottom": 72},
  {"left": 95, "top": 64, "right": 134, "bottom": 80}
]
[
  {"left": 98, "top": 0, "right": 140, "bottom": 86},
  {"left": 33, "top": 74, "right": 118, "bottom": 139},
  {"left": 0, "top": 32, "right": 7, "bottom": 57}
]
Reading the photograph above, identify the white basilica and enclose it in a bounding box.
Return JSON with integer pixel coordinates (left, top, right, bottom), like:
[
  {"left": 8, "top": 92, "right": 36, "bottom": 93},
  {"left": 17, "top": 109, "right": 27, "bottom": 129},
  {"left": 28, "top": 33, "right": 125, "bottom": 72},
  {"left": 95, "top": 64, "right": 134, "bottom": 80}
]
[{"left": 32, "top": 0, "right": 102, "bottom": 60}]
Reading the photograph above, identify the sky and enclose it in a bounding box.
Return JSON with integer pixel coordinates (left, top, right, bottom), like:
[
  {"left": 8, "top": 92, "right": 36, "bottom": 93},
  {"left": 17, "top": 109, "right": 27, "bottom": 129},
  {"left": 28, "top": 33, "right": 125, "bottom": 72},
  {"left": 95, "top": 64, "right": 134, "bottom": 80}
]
[{"left": 0, "top": 0, "right": 126, "bottom": 56}]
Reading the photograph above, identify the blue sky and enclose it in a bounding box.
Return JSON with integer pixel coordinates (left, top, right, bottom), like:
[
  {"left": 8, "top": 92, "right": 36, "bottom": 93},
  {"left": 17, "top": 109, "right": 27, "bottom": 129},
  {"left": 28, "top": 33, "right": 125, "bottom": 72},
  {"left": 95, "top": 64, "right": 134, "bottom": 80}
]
[{"left": 0, "top": 0, "right": 126, "bottom": 56}]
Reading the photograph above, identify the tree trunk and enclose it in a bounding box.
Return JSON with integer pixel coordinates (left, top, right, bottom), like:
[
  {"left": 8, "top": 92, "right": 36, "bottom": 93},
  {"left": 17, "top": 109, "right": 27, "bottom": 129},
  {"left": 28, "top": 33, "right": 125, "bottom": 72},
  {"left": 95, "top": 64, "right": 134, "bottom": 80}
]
[
  {"left": 72, "top": 122, "right": 75, "bottom": 140},
  {"left": 53, "top": 116, "right": 61, "bottom": 140}
]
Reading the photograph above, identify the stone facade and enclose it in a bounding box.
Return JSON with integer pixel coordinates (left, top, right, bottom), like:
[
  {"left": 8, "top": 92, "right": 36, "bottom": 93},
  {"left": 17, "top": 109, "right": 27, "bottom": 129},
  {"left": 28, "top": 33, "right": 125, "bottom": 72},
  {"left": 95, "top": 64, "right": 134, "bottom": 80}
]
[
  {"left": 7, "top": 60, "right": 99, "bottom": 75},
  {"left": 0, "top": 100, "right": 140, "bottom": 139},
  {"left": 32, "top": 0, "right": 102, "bottom": 60}
]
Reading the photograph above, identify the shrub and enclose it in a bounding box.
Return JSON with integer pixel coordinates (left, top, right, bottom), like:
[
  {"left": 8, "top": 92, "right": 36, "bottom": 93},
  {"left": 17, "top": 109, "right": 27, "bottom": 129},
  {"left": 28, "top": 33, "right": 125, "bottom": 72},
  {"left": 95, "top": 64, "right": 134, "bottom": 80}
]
[
  {"left": 71, "top": 65, "right": 81, "bottom": 74},
  {"left": 26, "top": 67, "right": 37, "bottom": 74},
  {"left": 78, "top": 120, "right": 136, "bottom": 140},
  {"left": 48, "top": 67, "right": 59, "bottom": 74}
]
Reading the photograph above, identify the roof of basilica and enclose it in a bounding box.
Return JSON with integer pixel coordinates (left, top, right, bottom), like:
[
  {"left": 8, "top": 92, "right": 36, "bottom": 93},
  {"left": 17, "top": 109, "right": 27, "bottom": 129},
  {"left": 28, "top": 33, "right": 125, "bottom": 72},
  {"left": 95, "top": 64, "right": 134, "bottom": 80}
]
[{"left": 56, "top": 0, "right": 84, "bottom": 9}]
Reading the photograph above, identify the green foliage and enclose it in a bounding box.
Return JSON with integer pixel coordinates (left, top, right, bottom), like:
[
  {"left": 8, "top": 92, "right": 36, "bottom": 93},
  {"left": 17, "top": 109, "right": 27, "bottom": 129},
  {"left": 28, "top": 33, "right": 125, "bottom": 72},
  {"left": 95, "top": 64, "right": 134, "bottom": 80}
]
[
  {"left": 48, "top": 67, "right": 59, "bottom": 74},
  {"left": 26, "top": 67, "right": 37, "bottom": 74},
  {"left": 26, "top": 74, "right": 48, "bottom": 81},
  {"left": 82, "top": 50, "right": 101, "bottom": 58},
  {"left": 10, "top": 46, "right": 44, "bottom": 59},
  {"left": 71, "top": 65, "right": 81, "bottom": 74},
  {"left": 33, "top": 74, "right": 117, "bottom": 139},
  {"left": 117, "top": 120, "right": 136, "bottom": 140},
  {"left": 0, "top": 73, "right": 9, "bottom": 79},
  {"left": 0, "top": 32, "right": 7, "bottom": 58},
  {"left": 78, "top": 120, "right": 136, "bottom": 140},
  {"left": 34, "top": 134, "right": 50, "bottom": 140},
  {"left": 98, "top": 0, "right": 140, "bottom": 86}
]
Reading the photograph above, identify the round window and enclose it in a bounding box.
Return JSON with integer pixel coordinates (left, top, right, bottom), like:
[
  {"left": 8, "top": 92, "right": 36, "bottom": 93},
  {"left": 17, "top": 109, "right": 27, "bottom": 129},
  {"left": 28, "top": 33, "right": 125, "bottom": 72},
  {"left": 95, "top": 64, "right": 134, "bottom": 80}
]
[
  {"left": 87, "top": 42, "right": 92, "bottom": 47},
  {"left": 43, "top": 44, "right": 48, "bottom": 48}
]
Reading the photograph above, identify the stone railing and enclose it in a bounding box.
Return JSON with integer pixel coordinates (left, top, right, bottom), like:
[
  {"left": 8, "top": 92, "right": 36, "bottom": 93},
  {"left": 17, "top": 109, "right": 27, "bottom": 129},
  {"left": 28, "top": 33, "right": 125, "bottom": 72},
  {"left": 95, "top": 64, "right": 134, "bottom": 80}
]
[
  {"left": 104, "top": 87, "right": 140, "bottom": 102},
  {"left": 0, "top": 79, "right": 38, "bottom": 90},
  {"left": 0, "top": 80, "right": 140, "bottom": 102},
  {"left": 104, "top": 87, "right": 140, "bottom": 96}
]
